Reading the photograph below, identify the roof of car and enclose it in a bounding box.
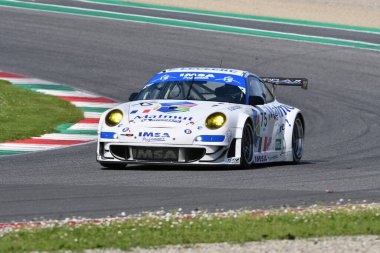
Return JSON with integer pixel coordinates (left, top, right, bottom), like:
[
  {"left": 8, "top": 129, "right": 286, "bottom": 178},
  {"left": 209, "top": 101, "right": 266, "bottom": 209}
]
[{"left": 162, "top": 67, "right": 247, "bottom": 77}]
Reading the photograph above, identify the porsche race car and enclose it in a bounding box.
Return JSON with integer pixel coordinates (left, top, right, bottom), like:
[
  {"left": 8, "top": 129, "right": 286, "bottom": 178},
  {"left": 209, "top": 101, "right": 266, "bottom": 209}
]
[{"left": 97, "top": 67, "right": 307, "bottom": 169}]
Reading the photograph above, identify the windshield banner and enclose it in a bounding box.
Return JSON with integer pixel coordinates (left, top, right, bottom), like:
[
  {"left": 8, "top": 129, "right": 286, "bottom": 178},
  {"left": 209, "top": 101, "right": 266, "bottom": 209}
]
[{"left": 146, "top": 72, "right": 246, "bottom": 88}]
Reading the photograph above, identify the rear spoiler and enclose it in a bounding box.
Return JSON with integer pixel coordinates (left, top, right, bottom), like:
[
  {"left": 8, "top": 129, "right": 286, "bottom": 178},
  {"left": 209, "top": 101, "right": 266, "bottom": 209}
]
[{"left": 261, "top": 77, "right": 308, "bottom": 90}]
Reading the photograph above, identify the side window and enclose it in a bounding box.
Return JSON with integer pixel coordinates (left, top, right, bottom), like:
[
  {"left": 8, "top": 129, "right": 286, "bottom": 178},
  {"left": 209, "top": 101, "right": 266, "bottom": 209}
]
[
  {"left": 262, "top": 83, "right": 274, "bottom": 103},
  {"left": 248, "top": 76, "right": 274, "bottom": 103},
  {"left": 248, "top": 76, "right": 265, "bottom": 98}
]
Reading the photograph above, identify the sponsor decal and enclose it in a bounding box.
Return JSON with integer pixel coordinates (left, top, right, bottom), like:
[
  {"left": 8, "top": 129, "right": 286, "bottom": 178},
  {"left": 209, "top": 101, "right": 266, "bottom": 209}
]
[
  {"left": 184, "top": 129, "right": 192, "bottom": 134},
  {"left": 264, "top": 78, "right": 303, "bottom": 85},
  {"left": 160, "top": 74, "right": 170, "bottom": 81},
  {"left": 227, "top": 105, "right": 241, "bottom": 111},
  {"left": 263, "top": 104, "right": 295, "bottom": 120},
  {"left": 279, "top": 123, "right": 285, "bottom": 133},
  {"left": 146, "top": 70, "right": 246, "bottom": 88},
  {"left": 180, "top": 73, "right": 215, "bottom": 80},
  {"left": 255, "top": 155, "right": 268, "bottom": 163},
  {"left": 275, "top": 139, "right": 282, "bottom": 151},
  {"left": 121, "top": 127, "right": 133, "bottom": 137},
  {"left": 223, "top": 76, "right": 234, "bottom": 83},
  {"left": 227, "top": 157, "right": 240, "bottom": 164},
  {"left": 279, "top": 120, "right": 291, "bottom": 134},
  {"left": 135, "top": 102, "right": 154, "bottom": 107},
  {"left": 268, "top": 154, "right": 279, "bottom": 161},
  {"left": 156, "top": 101, "right": 197, "bottom": 113},
  {"left": 134, "top": 114, "right": 193, "bottom": 123},
  {"left": 131, "top": 102, "right": 197, "bottom": 115},
  {"left": 138, "top": 132, "right": 170, "bottom": 138},
  {"left": 215, "top": 76, "right": 245, "bottom": 88},
  {"left": 132, "top": 148, "right": 178, "bottom": 161},
  {"left": 138, "top": 132, "right": 171, "bottom": 142}
]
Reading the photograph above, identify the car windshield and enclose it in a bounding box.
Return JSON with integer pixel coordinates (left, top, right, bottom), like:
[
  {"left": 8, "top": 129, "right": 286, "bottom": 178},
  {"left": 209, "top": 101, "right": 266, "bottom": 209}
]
[{"left": 135, "top": 81, "right": 246, "bottom": 104}]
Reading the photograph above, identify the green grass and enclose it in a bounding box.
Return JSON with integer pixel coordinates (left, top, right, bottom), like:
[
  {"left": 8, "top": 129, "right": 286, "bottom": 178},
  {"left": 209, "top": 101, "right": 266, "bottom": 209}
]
[
  {"left": 0, "top": 207, "right": 379, "bottom": 252},
  {"left": 0, "top": 80, "right": 83, "bottom": 142}
]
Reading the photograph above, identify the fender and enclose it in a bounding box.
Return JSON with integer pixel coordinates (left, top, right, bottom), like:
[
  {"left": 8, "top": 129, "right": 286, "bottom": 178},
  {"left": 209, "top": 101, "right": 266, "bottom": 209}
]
[
  {"left": 283, "top": 109, "right": 304, "bottom": 155},
  {"left": 233, "top": 109, "right": 253, "bottom": 138}
]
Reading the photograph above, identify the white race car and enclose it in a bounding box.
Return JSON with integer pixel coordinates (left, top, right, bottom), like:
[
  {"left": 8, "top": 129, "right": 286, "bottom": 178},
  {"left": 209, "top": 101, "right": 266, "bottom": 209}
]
[{"left": 97, "top": 67, "right": 307, "bottom": 169}]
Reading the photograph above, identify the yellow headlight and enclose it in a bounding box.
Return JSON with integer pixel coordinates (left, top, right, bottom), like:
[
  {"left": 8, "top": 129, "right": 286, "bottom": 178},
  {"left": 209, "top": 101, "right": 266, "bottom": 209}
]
[
  {"left": 105, "top": 109, "right": 123, "bottom": 127},
  {"left": 205, "top": 112, "right": 226, "bottom": 130}
]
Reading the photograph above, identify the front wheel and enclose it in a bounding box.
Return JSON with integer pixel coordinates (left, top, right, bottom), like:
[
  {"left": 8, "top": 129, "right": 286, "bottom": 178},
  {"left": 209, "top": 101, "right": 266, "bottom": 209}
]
[
  {"left": 292, "top": 116, "right": 304, "bottom": 163},
  {"left": 99, "top": 162, "right": 127, "bottom": 170},
  {"left": 240, "top": 122, "right": 254, "bottom": 169}
]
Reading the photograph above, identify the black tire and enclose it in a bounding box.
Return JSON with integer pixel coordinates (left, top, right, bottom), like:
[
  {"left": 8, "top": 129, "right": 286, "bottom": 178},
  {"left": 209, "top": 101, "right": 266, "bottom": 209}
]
[
  {"left": 99, "top": 162, "right": 127, "bottom": 169},
  {"left": 240, "top": 122, "right": 254, "bottom": 169},
  {"left": 292, "top": 116, "right": 304, "bottom": 163}
]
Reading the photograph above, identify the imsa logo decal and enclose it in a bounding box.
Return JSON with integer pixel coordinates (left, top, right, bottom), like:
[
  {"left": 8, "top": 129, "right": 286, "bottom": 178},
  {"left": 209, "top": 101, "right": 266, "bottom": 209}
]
[
  {"left": 138, "top": 132, "right": 171, "bottom": 142},
  {"left": 132, "top": 148, "right": 178, "bottom": 161},
  {"left": 139, "top": 132, "right": 170, "bottom": 138},
  {"left": 180, "top": 73, "right": 215, "bottom": 80},
  {"left": 255, "top": 155, "right": 268, "bottom": 163}
]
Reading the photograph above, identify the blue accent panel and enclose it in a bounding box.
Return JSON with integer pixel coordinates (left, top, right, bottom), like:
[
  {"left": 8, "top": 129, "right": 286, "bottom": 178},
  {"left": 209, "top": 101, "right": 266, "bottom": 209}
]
[
  {"left": 100, "top": 132, "right": 116, "bottom": 139},
  {"left": 197, "top": 135, "right": 225, "bottom": 142}
]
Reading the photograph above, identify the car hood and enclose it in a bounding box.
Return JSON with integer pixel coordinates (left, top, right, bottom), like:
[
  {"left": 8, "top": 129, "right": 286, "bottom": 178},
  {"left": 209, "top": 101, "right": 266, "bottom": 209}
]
[{"left": 122, "top": 100, "right": 240, "bottom": 128}]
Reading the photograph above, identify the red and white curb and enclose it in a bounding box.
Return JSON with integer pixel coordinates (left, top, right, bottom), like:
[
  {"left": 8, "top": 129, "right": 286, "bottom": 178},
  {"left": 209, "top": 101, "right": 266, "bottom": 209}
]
[{"left": 0, "top": 70, "right": 118, "bottom": 156}]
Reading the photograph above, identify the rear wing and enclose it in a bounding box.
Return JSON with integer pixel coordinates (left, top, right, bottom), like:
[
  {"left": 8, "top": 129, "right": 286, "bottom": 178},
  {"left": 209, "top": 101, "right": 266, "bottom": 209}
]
[{"left": 261, "top": 77, "right": 308, "bottom": 90}]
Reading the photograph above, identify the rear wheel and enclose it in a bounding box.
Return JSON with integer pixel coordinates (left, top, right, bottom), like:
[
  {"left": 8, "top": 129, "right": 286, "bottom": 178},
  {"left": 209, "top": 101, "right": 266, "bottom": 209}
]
[
  {"left": 99, "top": 162, "right": 127, "bottom": 169},
  {"left": 292, "top": 116, "right": 304, "bottom": 163},
  {"left": 240, "top": 122, "right": 254, "bottom": 169}
]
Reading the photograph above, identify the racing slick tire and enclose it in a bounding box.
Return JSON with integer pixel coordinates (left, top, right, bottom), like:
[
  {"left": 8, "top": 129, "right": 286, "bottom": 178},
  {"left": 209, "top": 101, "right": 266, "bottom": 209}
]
[
  {"left": 240, "top": 122, "right": 254, "bottom": 169},
  {"left": 99, "top": 162, "right": 127, "bottom": 169},
  {"left": 292, "top": 116, "right": 304, "bottom": 163}
]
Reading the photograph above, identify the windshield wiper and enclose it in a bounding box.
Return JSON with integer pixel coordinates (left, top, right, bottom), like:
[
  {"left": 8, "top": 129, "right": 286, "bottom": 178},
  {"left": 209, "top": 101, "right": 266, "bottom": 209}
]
[{"left": 186, "top": 75, "right": 195, "bottom": 100}]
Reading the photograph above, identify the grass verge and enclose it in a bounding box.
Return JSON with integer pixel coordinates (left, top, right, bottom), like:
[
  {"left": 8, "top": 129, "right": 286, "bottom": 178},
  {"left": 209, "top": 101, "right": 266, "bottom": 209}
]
[
  {"left": 0, "top": 205, "right": 379, "bottom": 252},
  {"left": 0, "top": 80, "right": 83, "bottom": 142}
]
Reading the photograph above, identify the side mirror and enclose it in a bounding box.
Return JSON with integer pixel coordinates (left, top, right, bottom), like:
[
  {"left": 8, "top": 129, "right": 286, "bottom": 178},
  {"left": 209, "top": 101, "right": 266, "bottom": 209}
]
[
  {"left": 249, "top": 96, "right": 265, "bottom": 106},
  {"left": 129, "top": 92, "right": 138, "bottom": 101}
]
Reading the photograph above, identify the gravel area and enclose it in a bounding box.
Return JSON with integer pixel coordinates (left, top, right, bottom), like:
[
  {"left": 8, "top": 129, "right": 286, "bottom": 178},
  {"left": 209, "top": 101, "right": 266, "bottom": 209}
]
[
  {"left": 85, "top": 236, "right": 380, "bottom": 253},
  {"left": 124, "top": 0, "right": 380, "bottom": 27}
]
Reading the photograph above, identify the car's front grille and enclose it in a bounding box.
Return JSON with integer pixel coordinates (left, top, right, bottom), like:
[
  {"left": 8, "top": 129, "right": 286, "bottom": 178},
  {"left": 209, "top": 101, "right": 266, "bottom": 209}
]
[
  {"left": 109, "top": 145, "right": 206, "bottom": 163},
  {"left": 132, "top": 147, "right": 179, "bottom": 162}
]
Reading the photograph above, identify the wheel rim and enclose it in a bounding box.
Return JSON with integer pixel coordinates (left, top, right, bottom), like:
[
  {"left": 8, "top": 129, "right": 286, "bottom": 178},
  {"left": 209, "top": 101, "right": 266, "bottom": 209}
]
[
  {"left": 292, "top": 118, "right": 304, "bottom": 159},
  {"left": 242, "top": 124, "right": 254, "bottom": 163}
]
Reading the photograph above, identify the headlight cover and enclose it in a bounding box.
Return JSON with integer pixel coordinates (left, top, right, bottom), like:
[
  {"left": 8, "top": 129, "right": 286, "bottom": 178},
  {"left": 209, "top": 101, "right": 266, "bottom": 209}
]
[
  {"left": 105, "top": 109, "right": 123, "bottom": 127},
  {"left": 205, "top": 112, "right": 226, "bottom": 130}
]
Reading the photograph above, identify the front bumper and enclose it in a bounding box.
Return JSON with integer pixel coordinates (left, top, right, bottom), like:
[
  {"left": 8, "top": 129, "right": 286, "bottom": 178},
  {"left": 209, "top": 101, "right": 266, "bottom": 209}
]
[{"left": 96, "top": 140, "right": 241, "bottom": 166}]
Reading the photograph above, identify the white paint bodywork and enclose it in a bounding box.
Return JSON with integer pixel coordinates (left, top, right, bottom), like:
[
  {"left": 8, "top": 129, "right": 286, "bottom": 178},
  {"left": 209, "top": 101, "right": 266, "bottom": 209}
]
[
  {"left": 97, "top": 99, "right": 302, "bottom": 166},
  {"left": 97, "top": 67, "right": 304, "bottom": 166}
]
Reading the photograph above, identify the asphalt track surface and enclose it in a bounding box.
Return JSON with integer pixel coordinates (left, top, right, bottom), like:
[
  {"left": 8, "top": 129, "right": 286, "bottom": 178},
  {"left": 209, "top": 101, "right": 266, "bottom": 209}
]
[{"left": 0, "top": 0, "right": 379, "bottom": 222}]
